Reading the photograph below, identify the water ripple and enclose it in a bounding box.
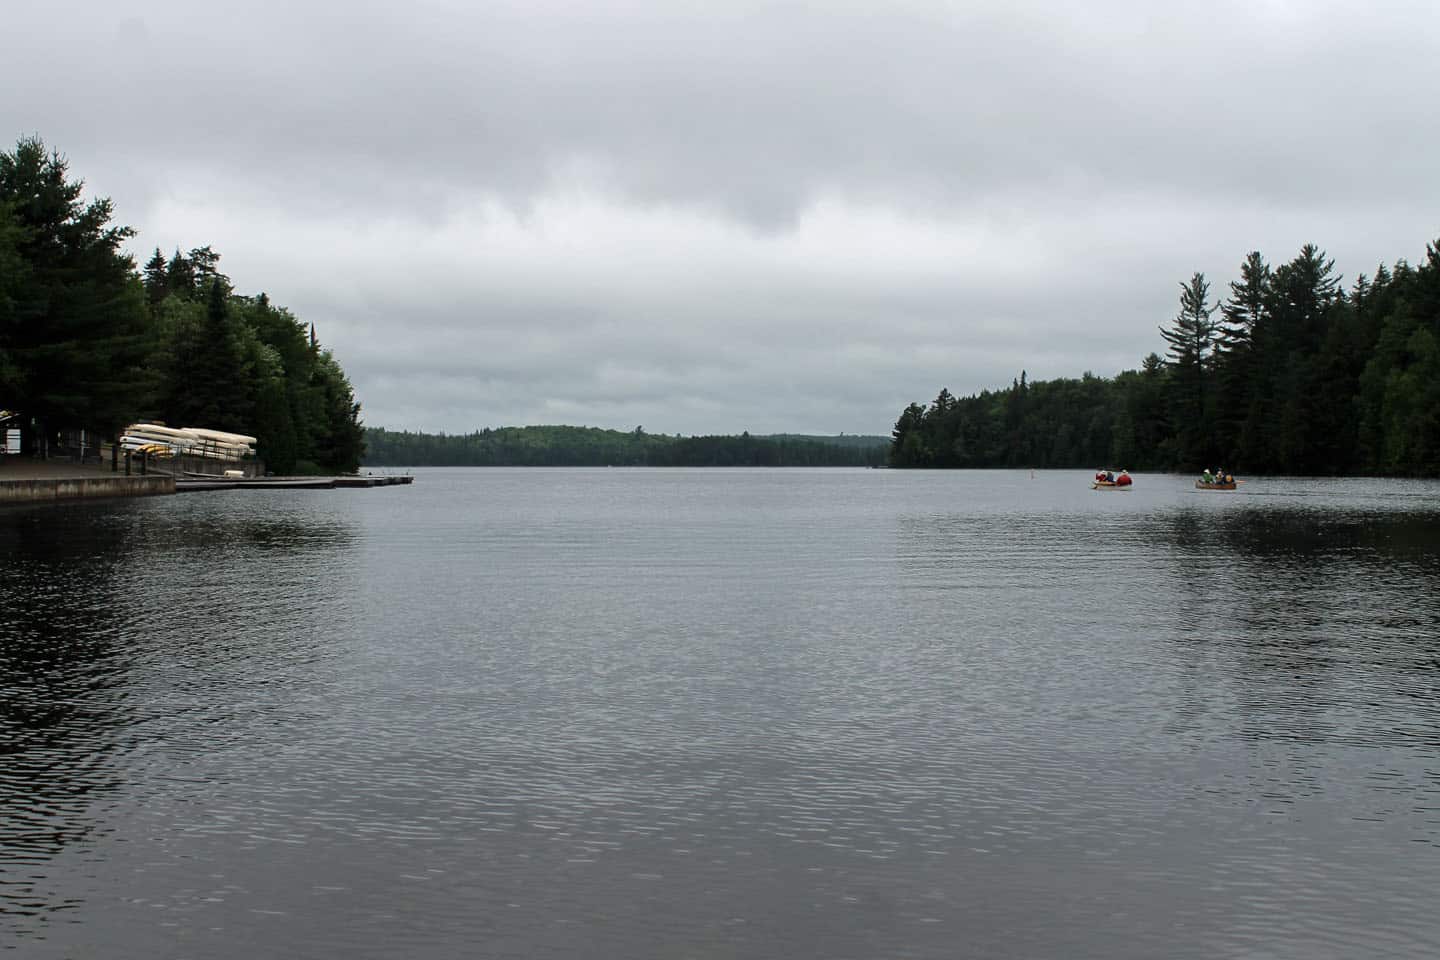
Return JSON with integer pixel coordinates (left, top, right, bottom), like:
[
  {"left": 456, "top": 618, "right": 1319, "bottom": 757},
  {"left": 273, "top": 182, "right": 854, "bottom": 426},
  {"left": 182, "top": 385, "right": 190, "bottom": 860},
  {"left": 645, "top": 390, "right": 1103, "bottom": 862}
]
[{"left": 3, "top": 471, "right": 1440, "bottom": 959}]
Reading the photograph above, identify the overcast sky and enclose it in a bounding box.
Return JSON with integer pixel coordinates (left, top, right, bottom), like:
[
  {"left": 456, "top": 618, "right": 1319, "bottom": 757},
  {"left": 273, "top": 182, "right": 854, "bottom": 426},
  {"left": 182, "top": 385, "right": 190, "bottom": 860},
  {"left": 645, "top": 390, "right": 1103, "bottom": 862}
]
[{"left": 6, "top": 0, "right": 1438, "bottom": 435}]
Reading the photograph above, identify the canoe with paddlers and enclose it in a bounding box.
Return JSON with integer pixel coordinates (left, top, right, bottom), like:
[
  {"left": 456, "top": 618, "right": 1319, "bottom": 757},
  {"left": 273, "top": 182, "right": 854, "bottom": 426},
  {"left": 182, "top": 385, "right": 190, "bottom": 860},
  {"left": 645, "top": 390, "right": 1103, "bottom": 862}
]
[
  {"left": 1092, "top": 469, "right": 1133, "bottom": 490},
  {"left": 1196, "top": 468, "right": 1238, "bottom": 490}
]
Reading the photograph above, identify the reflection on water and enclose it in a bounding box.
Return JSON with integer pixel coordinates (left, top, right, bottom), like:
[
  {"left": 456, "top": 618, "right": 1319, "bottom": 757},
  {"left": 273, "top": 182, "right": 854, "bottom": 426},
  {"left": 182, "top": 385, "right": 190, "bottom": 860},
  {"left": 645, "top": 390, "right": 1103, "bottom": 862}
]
[
  {"left": 1157, "top": 506, "right": 1440, "bottom": 739},
  {"left": 1150, "top": 504, "right": 1440, "bottom": 899},
  {"left": 2, "top": 471, "right": 1439, "bottom": 959},
  {"left": 1, "top": 508, "right": 132, "bottom": 929},
  {"left": 1, "top": 497, "right": 357, "bottom": 948}
]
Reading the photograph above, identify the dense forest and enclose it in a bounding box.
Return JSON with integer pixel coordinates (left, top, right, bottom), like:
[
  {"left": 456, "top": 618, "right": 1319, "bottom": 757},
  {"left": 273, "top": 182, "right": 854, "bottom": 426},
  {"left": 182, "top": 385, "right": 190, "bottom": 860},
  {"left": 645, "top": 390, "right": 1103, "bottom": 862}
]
[
  {"left": 0, "top": 137, "right": 365, "bottom": 474},
  {"left": 364, "top": 426, "right": 889, "bottom": 467},
  {"left": 890, "top": 240, "right": 1440, "bottom": 475}
]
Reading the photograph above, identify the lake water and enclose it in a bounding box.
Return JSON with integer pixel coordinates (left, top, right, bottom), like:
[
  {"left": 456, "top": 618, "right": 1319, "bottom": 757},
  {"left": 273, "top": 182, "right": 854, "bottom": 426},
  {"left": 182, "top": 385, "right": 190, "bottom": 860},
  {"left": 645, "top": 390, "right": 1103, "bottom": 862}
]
[{"left": 3, "top": 468, "right": 1439, "bottom": 959}]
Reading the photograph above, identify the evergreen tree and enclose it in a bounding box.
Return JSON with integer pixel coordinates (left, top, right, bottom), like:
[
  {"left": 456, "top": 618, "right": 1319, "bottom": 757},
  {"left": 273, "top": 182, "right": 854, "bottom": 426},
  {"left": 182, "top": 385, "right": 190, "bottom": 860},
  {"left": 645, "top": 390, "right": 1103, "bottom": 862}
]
[
  {"left": 1357, "top": 243, "right": 1440, "bottom": 474},
  {"left": 1004, "top": 372, "right": 1028, "bottom": 466},
  {"left": 889, "top": 402, "right": 928, "bottom": 467},
  {"left": 1214, "top": 252, "right": 1270, "bottom": 464},
  {"left": 1271, "top": 244, "right": 1341, "bottom": 344},
  {"left": 166, "top": 279, "right": 252, "bottom": 431},
  {"left": 249, "top": 341, "right": 299, "bottom": 474},
  {"left": 187, "top": 245, "right": 228, "bottom": 291},
  {"left": 1159, "top": 272, "right": 1217, "bottom": 467},
  {"left": 0, "top": 201, "right": 28, "bottom": 398},
  {"left": 143, "top": 247, "right": 168, "bottom": 307},
  {"left": 1217, "top": 252, "right": 1270, "bottom": 355},
  {"left": 1266, "top": 245, "right": 1342, "bottom": 469},
  {"left": 165, "top": 248, "right": 195, "bottom": 299},
  {"left": 0, "top": 137, "right": 153, "bottom": 445},
  {"left": 308, "top": 351, "right": 365, "bottom": 473},
  {"left": 1306, "top": 301, "right": 1366, "bottom": 472}
]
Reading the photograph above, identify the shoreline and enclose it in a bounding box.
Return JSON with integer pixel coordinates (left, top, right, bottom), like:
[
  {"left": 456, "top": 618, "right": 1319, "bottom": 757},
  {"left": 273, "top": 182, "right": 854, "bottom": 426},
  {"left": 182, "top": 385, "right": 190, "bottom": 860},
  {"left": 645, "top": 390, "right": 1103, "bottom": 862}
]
[{"left": 0, "top": 458, "right": 413, "bottom": 504}]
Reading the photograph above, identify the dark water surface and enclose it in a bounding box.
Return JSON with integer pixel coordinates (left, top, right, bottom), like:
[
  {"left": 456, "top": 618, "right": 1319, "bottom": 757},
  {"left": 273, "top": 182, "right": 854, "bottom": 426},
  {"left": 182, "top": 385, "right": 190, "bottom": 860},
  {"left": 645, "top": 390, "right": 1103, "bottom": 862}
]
[{"left": 3, "top": 468, "right": 1439, "bottom": 959}]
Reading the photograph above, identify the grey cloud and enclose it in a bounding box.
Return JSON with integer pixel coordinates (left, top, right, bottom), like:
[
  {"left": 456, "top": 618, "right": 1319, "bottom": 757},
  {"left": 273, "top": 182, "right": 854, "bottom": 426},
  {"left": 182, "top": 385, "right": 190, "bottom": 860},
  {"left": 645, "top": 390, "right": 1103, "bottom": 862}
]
[{"left": 19, "top": 1, "right": 1435, "bottom": 217}]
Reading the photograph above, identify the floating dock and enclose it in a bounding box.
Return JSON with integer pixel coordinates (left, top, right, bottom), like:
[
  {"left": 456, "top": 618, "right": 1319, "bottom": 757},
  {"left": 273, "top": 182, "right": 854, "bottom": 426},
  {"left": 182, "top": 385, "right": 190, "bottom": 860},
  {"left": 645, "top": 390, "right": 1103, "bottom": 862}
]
[
  {"left": 174, "top": 474, "right": 413, "bottom": 493},
  {"left": 334, "top": 475, "right": 414, "bottom": 488}
]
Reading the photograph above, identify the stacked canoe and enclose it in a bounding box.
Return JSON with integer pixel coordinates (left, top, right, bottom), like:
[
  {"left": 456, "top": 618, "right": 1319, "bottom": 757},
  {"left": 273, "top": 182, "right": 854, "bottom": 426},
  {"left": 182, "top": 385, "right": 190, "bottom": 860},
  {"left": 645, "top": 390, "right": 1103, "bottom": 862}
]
[{"left": 120, "top": 424, "right": 257, "bottom": 462}]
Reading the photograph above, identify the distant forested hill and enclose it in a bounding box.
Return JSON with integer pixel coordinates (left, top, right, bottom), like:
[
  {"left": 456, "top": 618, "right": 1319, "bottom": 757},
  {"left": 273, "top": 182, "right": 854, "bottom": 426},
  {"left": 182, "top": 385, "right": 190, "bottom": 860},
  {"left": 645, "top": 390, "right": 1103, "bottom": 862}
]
[
  {"left": 890, "top": 240, "right": 1440, "bottom": 476},
  {"left": 766, "top": 433, "right": 892, "bottom": 450},
  {"left": 363, "top": 426, "right": 888, "bottom": 467}
]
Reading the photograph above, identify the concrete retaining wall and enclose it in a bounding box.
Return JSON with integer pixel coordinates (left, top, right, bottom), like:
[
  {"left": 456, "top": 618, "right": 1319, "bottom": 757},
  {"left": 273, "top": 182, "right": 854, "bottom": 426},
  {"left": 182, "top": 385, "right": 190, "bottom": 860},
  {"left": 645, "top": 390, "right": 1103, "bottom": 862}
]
[{"left": 0, "top": 475, "right": 174, "bottom": 504}]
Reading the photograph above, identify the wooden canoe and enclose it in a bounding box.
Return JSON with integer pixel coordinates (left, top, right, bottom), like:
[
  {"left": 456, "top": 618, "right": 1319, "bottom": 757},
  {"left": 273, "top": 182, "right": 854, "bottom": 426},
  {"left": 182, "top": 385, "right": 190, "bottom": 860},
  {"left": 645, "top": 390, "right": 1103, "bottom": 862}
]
[
  {"left": 1195, "top": 480, "right": 1237, "bottom": 490},
  {"left": 1092, "top": 480, "right": 1132, "bottom": 490}
]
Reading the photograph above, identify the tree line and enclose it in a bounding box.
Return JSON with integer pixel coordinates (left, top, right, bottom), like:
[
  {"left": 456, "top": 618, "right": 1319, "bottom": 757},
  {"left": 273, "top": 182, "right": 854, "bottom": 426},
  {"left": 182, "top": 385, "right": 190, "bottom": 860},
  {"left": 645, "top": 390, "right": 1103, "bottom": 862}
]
[
  {"left": 890, "top": 239, "right": 1440, "bottom": 475},
  {"left": 0, "top": 137, "right": 364, "bottom": 474},
  {"left": 364, "top": 425, "right": 889, "bottom": 467}
]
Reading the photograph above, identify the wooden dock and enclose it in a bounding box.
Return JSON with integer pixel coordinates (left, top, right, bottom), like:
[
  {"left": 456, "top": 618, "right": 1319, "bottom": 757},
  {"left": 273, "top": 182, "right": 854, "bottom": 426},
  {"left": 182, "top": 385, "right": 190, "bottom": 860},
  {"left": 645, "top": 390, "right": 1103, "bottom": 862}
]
[
  {"left": 174, "top": 474, "right": 413, "bottom": 493},
  {"left": 334, "top": 475, "right": 414, "bottom": 488}
]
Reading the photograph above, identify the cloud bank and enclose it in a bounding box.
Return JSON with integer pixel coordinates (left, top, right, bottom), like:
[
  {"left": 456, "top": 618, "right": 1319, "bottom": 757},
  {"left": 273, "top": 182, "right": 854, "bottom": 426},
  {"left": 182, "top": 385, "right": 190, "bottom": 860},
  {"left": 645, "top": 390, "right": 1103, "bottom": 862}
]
[{"left": 6, "top": 0, "right": 1437, "bottom": 433}]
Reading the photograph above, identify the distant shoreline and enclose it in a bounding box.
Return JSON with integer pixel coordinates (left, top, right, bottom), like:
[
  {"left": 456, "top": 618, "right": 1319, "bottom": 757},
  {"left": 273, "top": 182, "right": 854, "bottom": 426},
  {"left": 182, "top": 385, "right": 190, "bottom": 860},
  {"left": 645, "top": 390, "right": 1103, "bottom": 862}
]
[{"left": 362, "top": 425, "right": 890, "bottom": 468}]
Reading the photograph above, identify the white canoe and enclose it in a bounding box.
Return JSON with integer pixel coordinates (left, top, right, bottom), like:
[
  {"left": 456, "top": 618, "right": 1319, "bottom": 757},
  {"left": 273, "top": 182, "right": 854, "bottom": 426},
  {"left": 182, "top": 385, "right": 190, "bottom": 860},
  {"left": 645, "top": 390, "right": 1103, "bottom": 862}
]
[
  {"left": 185, "top": 427, "right": 259, "bottom": 446},
  {"left": 125, "top": 423, "right": 197, "bottom": 439}
]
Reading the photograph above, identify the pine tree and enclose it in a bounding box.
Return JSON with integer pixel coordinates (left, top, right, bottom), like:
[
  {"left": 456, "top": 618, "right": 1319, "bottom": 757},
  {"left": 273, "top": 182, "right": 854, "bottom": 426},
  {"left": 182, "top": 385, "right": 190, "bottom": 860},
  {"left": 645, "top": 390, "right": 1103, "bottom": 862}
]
[
  {"left": 0, "top": 137, "right": 152, "bottom": 444},
  {"left": 1159, "top": 272, "right": 1217, "bottom": 467},
  {"left": 249, "top": 341, "right": 298, "bottom": 474},
  {"left": 165, "top": 248, "right": 195, "bottom": 299},
  {"left": 889, "top": 402, "right": 927, "bottom": 467},
  {"left": 308, "top": 351, "right": 365, "bottom": 473},
  {"left": 187, "top": 245, "right": 228, "bottom": 291},
  {"left": 0, "top": 201, "right": 28, "bottom": 398},
  {"left": 1217, "top": 252, "right": 1269, "bottom": 357},
  {"left": 143, "top": 247, "right": 168, "bottom": 307},
  {"left": 167, "top": 280, "right": 252, "bottom": 431},
  {"left": 1357, "top": 244, "right": 1440, "bottom": 474},
  {"left": 1268, "top": 245, "right": 1341, "bottom": 469},
  {"left": 1214, "top": 252, "right": 1270, "bottom": 465}
]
